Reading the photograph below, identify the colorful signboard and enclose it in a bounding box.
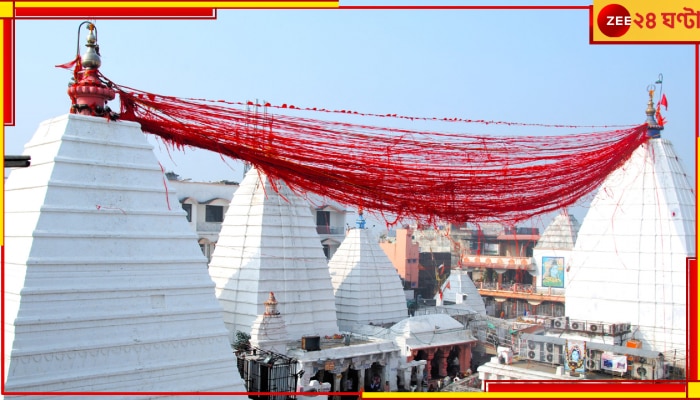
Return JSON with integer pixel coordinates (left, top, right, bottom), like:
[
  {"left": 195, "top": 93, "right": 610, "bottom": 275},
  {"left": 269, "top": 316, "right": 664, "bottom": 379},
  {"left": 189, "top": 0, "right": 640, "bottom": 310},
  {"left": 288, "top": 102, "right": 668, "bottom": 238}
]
[
  {"left": 601, "top": 352, "right": 628, "bottom": 374},
  {"left": 542, "top": 256, "right": 565, "bottom": 288}
]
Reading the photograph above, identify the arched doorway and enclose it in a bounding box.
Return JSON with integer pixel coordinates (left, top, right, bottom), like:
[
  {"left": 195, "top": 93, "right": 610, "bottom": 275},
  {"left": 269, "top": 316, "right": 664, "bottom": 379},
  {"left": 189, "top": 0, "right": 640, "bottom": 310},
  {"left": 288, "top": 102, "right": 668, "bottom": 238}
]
[{"left": 365, "top": 362, "right": 383, "bottom": 392}]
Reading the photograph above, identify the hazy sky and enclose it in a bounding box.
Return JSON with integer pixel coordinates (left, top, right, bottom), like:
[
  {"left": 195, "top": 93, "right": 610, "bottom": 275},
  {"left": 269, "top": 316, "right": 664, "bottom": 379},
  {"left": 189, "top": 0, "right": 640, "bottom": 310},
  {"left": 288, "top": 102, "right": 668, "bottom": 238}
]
[{"left": 6, "top": 4, "right": 697, "bottom": 229}]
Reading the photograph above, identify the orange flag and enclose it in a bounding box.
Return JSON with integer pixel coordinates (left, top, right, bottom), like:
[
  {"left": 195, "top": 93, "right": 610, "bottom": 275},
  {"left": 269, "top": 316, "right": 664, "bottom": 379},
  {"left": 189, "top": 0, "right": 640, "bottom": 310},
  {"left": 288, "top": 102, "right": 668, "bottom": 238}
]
[{"left": 655, "top": 105, "right": 666, "bottom": 127}]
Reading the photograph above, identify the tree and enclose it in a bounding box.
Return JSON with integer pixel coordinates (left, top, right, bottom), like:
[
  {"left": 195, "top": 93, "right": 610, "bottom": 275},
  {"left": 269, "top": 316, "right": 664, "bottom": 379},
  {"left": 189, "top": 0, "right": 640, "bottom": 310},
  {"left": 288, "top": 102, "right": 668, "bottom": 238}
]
[{"left": 233, "top": 331, "right": 251, "bottom": 353}]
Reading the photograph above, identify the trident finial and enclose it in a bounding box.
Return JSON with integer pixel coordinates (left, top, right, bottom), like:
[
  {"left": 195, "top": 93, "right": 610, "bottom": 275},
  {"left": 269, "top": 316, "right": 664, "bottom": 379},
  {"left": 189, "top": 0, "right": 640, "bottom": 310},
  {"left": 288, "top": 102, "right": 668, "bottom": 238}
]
[
  {"left": 645, "top": 83, "right": 663, "bottom": 138},
  {"left": 67, "top": 21, "right": 117, "bottom": 118},
  {"left": 81, "top": 23, "right": 101, "bottom": 70},
  {"left": 356, "top": 207, "right": 366, "bottom": 229}
]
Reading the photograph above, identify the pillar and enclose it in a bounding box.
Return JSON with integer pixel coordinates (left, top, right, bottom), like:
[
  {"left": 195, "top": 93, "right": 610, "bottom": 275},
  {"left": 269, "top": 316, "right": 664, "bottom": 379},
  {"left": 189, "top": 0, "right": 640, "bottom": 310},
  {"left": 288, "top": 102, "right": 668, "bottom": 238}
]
[
  {"left": 358, "top": 368, "right": 366, "bottom": 391},
  {"left": 382, "top": 366, "right": 390, "bottom": 392},
  {"left": 402, "top": 367, "right": 411, "bottom": 390},
  {"left": 426, "top": 350, "right": 435, "bottom": 380},
  {"left": 299, "top": 362, "right": 311, "bottom": 388},
  {"left": 334, "top": 373, "right": 342, "bottom": 400},
  {"left": 416, "top": 363, "right": 425, "bottom": 391},
  {"left": 459, "top": 345, "right": 471, "bottom": 375},
  {"left": 439, "top": 349, "right": 449, "bottom": 376}
]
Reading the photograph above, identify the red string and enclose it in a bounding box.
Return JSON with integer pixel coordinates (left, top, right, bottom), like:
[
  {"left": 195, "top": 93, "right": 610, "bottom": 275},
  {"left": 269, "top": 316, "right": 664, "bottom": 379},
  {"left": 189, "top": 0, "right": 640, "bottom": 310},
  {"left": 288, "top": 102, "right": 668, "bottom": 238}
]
[
  {"left": 180, "top": 96, "right": 636, "bottom": 129},
  {"left": 106, "top": 77, "right": 649, "bottom": 226},
  {"left": 158, "top": 162, "right": 172, "bottom": 211}
]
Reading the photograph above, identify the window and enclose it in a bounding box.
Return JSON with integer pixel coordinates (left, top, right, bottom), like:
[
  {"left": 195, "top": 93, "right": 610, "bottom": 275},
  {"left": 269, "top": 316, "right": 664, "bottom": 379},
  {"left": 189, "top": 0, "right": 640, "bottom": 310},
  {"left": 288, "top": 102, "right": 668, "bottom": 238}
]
[
  {"left": 483, "top": 242, "right": 499, "bottom": 256},
  {"left": 205, "top": 205, "right": 224, "bottom": 222},
  {"left": 316, "top": 210, "right": 330, "bottom": 226},
  {"left": 182, "top": 203, "right": 192, "bottom": 222}
]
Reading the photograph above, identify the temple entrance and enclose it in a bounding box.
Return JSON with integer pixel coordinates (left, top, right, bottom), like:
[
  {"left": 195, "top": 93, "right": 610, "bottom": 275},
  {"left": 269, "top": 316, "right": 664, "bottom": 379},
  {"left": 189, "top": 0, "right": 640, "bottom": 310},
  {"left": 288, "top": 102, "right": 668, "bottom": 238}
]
[
  {"left": 365, "top": 362, "right": 384, "bottom": 392},
  {"left": 310, "top": 370, "right": 336, "bottom": 392},
  {"left": 447, "top": 347, "right": 460, "bottom": 377},
  {"left": 414, "top": 350, "right": 428, "bottom": 382},
  {"left": 341, "top": 368, "right": 359, "bottom": 400},
  {"left": 430, "top": 349, "right": 444, "bottom": 378}
]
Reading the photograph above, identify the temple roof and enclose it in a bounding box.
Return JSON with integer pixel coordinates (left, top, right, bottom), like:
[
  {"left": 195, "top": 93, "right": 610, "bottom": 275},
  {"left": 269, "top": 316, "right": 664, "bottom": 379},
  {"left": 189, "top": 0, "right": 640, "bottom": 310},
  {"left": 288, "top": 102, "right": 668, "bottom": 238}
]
[
  {"left": 566, "top": 137, "right": 695, "bottom": 356},
  {"left": 328, "top": 228, "right": 408, "bottom": 328},
  {"left": 3, "top": 114, "right": 245, "bottom": 393},
  {"left": 208, "top": 168, "right": 339, "bottom": 342},
  {"left": 388, "top": 314, "right": 476, "bottom": 350},
  {"left": 436, "top": 269, "right": 487, "bottom": 315},
  {"left": 390, "top": 314, "right": 463, "bottom": 335},
  {"left": 534, "top": 212, "right": 580, "bottom": 250}
]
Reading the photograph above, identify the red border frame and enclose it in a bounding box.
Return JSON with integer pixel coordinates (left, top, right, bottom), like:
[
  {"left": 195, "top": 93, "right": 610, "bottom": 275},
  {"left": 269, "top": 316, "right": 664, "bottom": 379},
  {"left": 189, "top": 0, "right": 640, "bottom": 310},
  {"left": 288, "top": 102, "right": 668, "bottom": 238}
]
[{"left": 1, "top": 3, "right": 698, "bottom": 398}]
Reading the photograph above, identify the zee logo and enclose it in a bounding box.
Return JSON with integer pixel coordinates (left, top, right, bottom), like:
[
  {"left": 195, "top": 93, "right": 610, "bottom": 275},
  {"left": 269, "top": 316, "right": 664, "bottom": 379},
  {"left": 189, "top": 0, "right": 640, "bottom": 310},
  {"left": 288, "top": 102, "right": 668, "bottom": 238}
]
[
  {"left": 597, "top": 4, "right": 632, "bottom": 37},
  {"left": 607, "top": 16, "right": 631, "bottom": 26}
]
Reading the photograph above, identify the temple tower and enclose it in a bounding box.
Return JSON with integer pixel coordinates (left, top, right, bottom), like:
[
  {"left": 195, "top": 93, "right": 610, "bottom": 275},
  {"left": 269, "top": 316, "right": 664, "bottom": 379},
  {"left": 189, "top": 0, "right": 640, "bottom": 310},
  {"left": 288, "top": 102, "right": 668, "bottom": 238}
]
[
  {"left": 565, "top": 89, "right": 695, "bottom": 363},
  {"left": 328, "top": 214, "right": 409, "bottom": 329},
  {"left": 208, "top": 168, "right": 340, "bottom": 342},
  {"left": 3, "top": 23, "right": 246, "bottom": 395}
]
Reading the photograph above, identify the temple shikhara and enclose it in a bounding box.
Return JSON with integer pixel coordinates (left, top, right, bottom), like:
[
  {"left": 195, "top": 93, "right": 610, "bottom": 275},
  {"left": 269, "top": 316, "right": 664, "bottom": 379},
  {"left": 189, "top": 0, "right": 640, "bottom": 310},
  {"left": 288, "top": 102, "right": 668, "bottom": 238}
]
[
  {"left": 2, "top": 21, "right": 694, "bottom": 397},
  {"left": 3, "top": 23, "right": 246, "bottom": 396}
]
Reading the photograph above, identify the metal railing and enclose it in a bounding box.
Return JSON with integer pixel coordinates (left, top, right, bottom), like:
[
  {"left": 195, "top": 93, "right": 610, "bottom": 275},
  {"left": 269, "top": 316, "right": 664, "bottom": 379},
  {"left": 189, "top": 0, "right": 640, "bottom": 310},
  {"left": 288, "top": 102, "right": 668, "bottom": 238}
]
[
  {"left": 477, "top": 282, "right": 565, "bottom": 296},
  {"left": 236, "top": 347, "right": 300, "bottom": 400}
]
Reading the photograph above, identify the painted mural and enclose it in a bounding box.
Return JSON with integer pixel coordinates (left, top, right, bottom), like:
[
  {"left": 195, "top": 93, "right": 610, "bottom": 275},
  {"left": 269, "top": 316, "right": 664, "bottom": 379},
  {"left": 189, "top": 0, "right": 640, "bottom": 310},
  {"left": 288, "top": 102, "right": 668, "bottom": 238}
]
[
  {"left": 542, "top": 256, "right": 564, "bottom": 288},
  {"left": 565, "top": 339, "right": 586, "bottom": 373}
]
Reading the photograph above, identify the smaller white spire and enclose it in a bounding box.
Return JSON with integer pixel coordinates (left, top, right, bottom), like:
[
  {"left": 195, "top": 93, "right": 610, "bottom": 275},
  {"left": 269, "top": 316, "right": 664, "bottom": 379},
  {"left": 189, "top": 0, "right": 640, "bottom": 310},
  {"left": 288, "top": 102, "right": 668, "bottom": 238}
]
[
  {"left": 329, "top": 228, "right": 408, "bottom": 329},
  {"left": 250, "top": 292, "right": 289, "bottom": 354}
]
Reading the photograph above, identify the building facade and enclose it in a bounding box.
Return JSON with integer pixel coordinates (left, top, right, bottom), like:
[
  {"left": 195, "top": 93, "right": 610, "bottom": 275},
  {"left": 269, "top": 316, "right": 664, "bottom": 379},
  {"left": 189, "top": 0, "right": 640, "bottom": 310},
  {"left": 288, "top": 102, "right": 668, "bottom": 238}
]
[{"left": 166, "top": 174, "right": 350, "bottom": 262}]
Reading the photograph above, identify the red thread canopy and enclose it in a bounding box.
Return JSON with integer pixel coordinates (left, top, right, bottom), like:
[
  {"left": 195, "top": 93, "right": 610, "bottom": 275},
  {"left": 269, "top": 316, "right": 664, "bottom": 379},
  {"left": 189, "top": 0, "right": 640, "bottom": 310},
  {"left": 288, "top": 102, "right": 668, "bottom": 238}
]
[{"left": 106, "top": 78, "right": 648, "bottom": 226}]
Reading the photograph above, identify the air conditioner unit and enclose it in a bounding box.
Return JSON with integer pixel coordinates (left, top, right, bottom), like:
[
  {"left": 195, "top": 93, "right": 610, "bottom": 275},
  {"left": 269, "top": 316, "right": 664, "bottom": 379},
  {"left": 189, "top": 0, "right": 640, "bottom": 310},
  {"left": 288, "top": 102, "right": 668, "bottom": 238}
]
[
  {"left": 551, "top": 317, "right": 567, "bottom": 330},
  {"left": 587, "top": 323, "right": 603, "bottom": 334},
  {"left": 632, "top": 363, "right": 650, "bottom": 380},
  {"left": 610, "top": 323, "right": 631, "bottom": 334},
  {"left": 544, "top": 343, "right": 562, "bottom": 364},
  {"left": 525, "top": 340, "right": 541, "bottom": 361},
  {"left": 585, "top": 358, "right": 600, "bottom": 371},
  {"left": 569, "top": 320, "right": 586, "bottom": 331},
  {"left": 611, "top": 323, "right": 620, "bottom": 334},
  {"left": 584, "top": 349, "right": 599, "bottom": 370},
  {"left": 664, "top": 363, "right": 684, "bottom": 380}
]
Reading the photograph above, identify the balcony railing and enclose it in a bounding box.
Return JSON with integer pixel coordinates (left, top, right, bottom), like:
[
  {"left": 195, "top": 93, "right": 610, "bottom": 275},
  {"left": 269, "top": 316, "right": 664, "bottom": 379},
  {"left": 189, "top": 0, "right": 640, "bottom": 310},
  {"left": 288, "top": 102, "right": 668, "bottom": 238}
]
[
  {"left": 477, "top": 281, "right": 565, "bottom": 297},
  {"left": 461, "top": 255, "right": 535, "bottom": 271},
  {"left": 316, "top": 225, "right": 346, "bottom": 235},
  {"left": 196, "top": 221, "right": 223, "bottom": 232}
]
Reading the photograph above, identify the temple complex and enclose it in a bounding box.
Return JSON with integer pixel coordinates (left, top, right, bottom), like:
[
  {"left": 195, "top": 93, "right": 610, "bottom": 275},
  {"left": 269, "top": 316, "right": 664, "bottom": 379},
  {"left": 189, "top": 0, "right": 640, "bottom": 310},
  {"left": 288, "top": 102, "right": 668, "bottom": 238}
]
[{"left": 3, "top": 22, "right": 692, "bottom": 397}]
